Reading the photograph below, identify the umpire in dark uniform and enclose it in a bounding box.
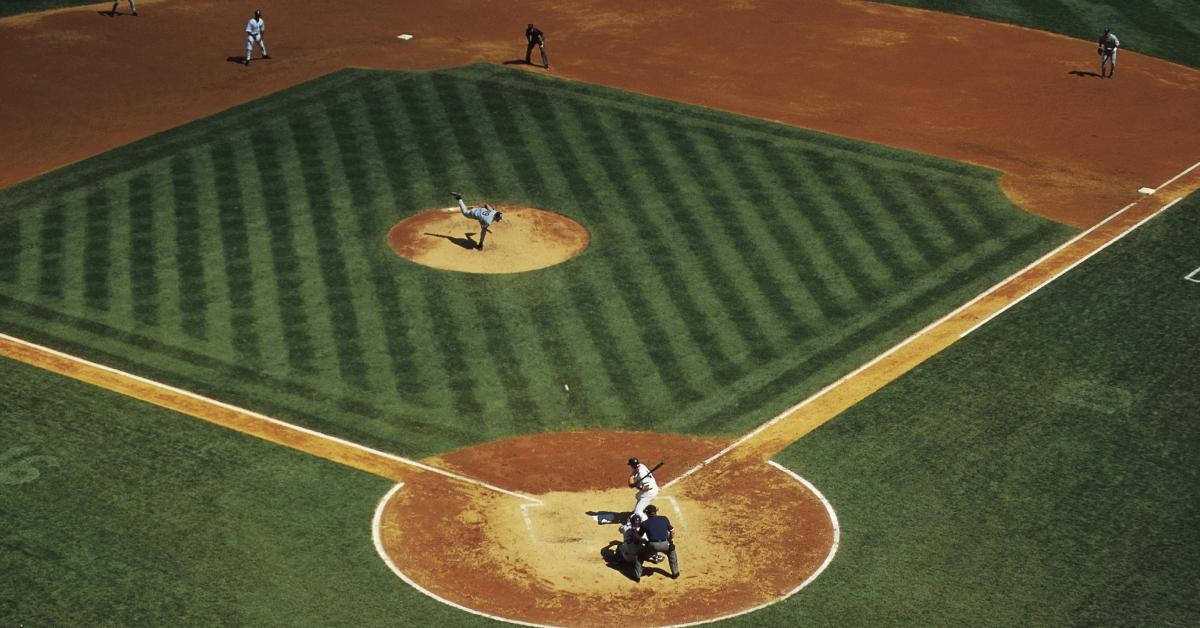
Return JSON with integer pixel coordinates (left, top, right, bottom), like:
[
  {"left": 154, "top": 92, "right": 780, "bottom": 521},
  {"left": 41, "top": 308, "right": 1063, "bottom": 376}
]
[
  {"left": 525, "top": 23, "right": 549, "bottom": 69},
  {"left": 642, "top": 504, "right": 680, "bottom": 579}
]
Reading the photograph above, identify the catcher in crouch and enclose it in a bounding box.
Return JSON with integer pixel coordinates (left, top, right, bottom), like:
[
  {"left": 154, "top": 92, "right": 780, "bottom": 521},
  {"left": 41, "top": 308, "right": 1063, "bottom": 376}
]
[{"left": 451, "top": 192, "right": 503, "bottom": 250}]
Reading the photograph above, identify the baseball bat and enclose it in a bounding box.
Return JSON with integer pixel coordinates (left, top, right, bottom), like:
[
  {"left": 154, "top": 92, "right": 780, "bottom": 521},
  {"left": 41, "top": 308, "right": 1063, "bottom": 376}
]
[{"left": 629, "top": 460, "right": 664, "bottom": 488}]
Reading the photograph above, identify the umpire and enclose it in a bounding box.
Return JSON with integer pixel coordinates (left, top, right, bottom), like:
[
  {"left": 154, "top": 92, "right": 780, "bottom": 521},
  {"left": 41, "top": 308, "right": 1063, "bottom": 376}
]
[
  {"left": 525, "top": 23, "right": 549, "bottom": 69},
  {"left": 642, "top": 505, "right": 680, "bottom": 579}
]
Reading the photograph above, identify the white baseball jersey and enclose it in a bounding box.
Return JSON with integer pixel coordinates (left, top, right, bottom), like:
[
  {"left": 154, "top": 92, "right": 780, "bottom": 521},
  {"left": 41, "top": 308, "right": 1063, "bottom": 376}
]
[
  {"left": 632, "top": 463, "right": 658, "bottom": 493},
  {"left": 246, "top": 18, "right": 265, "bottom": 37}
]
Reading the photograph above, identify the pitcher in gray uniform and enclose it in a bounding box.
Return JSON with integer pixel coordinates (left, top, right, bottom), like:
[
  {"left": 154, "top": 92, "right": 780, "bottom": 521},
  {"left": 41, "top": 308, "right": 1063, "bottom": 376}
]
[
  {"left": 452, "top": 192, "right": 503, "bottom": 250},
  {"left": 1098, "top": 28, "right": 1120, "bottom": 79}
]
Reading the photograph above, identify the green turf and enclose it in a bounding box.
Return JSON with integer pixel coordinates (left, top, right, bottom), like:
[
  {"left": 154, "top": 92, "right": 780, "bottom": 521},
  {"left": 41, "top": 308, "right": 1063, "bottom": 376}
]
[
  {"left": 0, "top": 355, "right": 492, "bottom": 626},
  {"left": 0, "top": 64, "right": 1074, "bottom": 458},
  {"left": 0, "top": 1, "right": 106, "bottom": 18},
  {"left": 752, "top": 191, "right": 1200, "bottom": 625},
  {"left": 872, "top": 0, "right": 1200, "bottom": 69}
]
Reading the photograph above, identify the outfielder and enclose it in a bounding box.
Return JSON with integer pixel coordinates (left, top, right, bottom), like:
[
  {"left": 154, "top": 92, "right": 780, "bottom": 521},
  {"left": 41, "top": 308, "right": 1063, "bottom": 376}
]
[
  {"left": 627, "top": 457, "right": 659, "bottom": 522},
  {"left": 109, "top": 0, "right": 136, "bottom": 16},
  {"left": 1097, "top": 27, "right": 1119, "bottom": 79},
  {"left": 451, "top": 192, "right": 503, "bottom": 250},
  {"left": 244, "top": 10, "right": 270, "bottom": 66}
]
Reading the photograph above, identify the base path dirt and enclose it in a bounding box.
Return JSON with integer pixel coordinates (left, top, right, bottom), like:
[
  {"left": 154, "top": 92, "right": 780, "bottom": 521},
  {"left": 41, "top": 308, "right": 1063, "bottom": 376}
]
[
  {"left": 2, "top": 0, "right": 1199, "bottom": 227},
  {"left": 388, "top": 206, "right": 589, "bottom": 273}
]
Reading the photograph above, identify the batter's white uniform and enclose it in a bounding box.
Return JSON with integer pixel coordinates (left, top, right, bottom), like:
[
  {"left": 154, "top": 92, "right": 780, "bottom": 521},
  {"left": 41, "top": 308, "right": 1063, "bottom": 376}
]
[
  {"left": 245, "top": 16, "right": 268, "bottom": 64},
  {"left": 630, "top": 463, "right": 659, "bottom": 521}
]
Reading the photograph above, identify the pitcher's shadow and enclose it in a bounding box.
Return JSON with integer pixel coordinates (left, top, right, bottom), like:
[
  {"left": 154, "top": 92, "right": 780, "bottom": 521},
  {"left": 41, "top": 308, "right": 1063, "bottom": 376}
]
[{"left": 425, "top": 232, "right": 479, "bottom": 250}]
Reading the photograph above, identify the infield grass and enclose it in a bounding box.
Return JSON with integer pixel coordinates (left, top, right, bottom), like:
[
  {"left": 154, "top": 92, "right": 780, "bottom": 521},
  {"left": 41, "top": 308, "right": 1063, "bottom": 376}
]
[
  {"left": 0, "top": 64, "right": 1074, "bottom": 458},
  {"left": 760, "top": 191, "right": 1200, "bottom": 626}
]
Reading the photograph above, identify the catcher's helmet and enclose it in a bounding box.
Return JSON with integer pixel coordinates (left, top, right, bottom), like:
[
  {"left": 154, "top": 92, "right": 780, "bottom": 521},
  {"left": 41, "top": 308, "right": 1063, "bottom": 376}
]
[
  {"left": 629, "top": 514, "right": 642, "bottom": 527},
  {"left": 627, "top": 457, "right": 640, "bottom": 467}
]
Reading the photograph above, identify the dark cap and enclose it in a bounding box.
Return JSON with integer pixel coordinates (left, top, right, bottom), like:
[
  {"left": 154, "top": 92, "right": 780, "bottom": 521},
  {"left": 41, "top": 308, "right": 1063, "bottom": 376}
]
[
  {"left": 645, "top": 505, "right": 658, "bottom": 516},
  {"left": 627, "top": 457, "right": 640, "bottom": 467}
]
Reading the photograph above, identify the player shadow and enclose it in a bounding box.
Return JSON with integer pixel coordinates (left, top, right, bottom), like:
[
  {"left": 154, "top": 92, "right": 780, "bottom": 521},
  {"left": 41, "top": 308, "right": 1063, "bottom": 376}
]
[
  {"left": 502, "top": 59, "right": 533, "bottom": 66},
  {"left": 226, "top": 56, "right": 250, "bottom": 65},
  {"left": 599, "top": 542, "right": 640, "bottom": 582},
  {"left": 586, "top": 510, "right": 630, "bottom": 525},
  {"left": 424, "top": 232, "right": 479, "bottom": 250},
  {"left": 1068, "top": 70, "right": 1103, "bottom": 78}
]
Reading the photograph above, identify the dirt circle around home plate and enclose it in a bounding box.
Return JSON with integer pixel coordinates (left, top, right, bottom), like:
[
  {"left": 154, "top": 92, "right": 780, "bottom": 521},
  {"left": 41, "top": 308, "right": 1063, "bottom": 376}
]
[
  {"left": 387, "top": 206, "right": 589, "bottom": 274},
  {"left": 373, "top": 430, "right": 839, "bottom": 627}
]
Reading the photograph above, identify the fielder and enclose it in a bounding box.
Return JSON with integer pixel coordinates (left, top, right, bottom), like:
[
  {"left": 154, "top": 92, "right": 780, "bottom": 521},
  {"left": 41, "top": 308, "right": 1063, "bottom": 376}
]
[
  {"left": 627, "top": 457, "right": 659, "bottom": 522},
  {"left": 525, "top": 23, "right": 549, "bottom": 69},
  {"left": 244, "top": 10, "right": 270, "bottom": 66},
  {"left": 109, "top": 0, "right": 136, "bottom": 16},
  {"left": 451, "top": 192, "right": 503, "bottom": 250},
  {"left": 1097, "top": 27, "right": 1119, "bottom": 79}
]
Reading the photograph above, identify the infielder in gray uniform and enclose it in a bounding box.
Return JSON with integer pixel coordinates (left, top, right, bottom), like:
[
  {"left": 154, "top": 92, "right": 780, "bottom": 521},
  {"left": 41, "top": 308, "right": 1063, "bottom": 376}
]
[
  {"left": 244, "top": 10, "right": 270, "bottom": 66},
  {"left": 452, "top": 192, "right": 503, "bottom": 250},
  {"left": 109, "top": 0, "right": 136, "bottom": 16},
  {"left": 1098, "top": 28, "right": 1120, "bottom": 79}
]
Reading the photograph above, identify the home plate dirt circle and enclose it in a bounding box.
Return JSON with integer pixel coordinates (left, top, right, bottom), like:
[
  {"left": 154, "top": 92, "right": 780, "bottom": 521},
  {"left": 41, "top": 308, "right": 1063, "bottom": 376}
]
[
  {"left": 387, "top": 206, "right": 589, "bottom": 273},
  {"left": 373, "top": 431, "right": 839, "bottom": 627}
]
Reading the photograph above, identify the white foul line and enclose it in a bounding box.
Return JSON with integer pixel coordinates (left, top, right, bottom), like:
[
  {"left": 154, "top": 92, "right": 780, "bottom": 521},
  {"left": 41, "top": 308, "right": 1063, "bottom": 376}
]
[
  {"left": 1185, "top": 267, "right": 1200, "bottom": 284},
  {"left": 1156, "top": 160, "right": 1200, "bottom": 191},
  {"left": 0, "top": 331, "right": 541, "bottom": 505},
  {"left": 959, "top": 195, "right": 1184, "bottom": 338}
]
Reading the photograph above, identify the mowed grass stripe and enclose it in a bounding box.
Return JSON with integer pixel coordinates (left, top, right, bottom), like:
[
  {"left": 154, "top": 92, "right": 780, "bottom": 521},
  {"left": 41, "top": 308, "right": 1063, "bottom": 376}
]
[
  {"left": 687, "top": 127, "right": 823, "bottom": 337},
  {"left": 507, "top": 93, "right": 652, "bottom": 421},
  {"left": 828, "top": 161, "right": 929, "bottom": 278},
  {"left": 56, "top": 193, "right": 87, "bottom": 312},
  {"left": 526, "top": 93, "right": 688, "bottom": 415},
  {"left": 127, "top": 173, "right": 160, "bottom": 326},
  {"left": 775, "top": 148, "right": 886, "bottom": 303},
  {"left": 637, "top": 117, "right": 776, "bottom": 362},
  {"left": 404, "top": 76, "right": 519, "bottom": 418},
  {"left": 591, "top": 107, "right": 743, "bottom": 385},
  {"left": 391, "top": 77, "right": 494, "bottom": 418},
  {"left": 167, "top": 153, "right": 208, "bottom": 340},
  {"left": 288, "top": 112, "right": 370, "bottom": 391},
  {"left": 868, "top": 167, "right": 957, "bottom": 268},
  {"left": 82, "top": 187, "right": 113, "bottom": 311},
  {"left": 472, "top": 86, "right": 610, "bottom": 414},
  {"left": 36, "top": 201, "right": 67, "bottom": 301},
  {"left": 248, "top": 127, "right": 317, "bottom": 376},
  {"left": 542, "top": 95, "right": 706, "bottom": 403},
  {"left": 104, "top": 180, "right": 134, "bottom": 324},
  {"left": 264, "top": 120, "right": 344, "bottom": 385},
  {"left": 207, "top": 141, "right": 261, "bottom": 363},
  {"left": 0, "top": 212, "right": 19, "bottom": 285},
  {"left": 227, "top": 141, "right": 290, "bottom": 377},
  {"left": 689, "top": 218, "right": 1066, "bottom": 432},
  {"left": 315, "top": 97, "right": 414, "bottom": 398},
  {"left": 727, "top": 140, "right": 851, "bottom": 324},
  {"left": 190, "top": 148, "right": 239, "bottom": 358},
  {"left": 348, "top": 84, "right": 429, "bottom": 398}
]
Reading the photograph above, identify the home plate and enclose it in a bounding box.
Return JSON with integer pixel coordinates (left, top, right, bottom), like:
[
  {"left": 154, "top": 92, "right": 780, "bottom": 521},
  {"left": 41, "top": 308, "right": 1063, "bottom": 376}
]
[{"left": 397, "top": 34, "right": 414, "bottom": 40}]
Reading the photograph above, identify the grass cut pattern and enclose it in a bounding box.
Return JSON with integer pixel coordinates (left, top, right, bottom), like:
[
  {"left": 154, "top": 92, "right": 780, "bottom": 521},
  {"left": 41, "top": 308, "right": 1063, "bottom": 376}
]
[{"left": 0, "top": 64, "right": 1075, "bottom": 457}]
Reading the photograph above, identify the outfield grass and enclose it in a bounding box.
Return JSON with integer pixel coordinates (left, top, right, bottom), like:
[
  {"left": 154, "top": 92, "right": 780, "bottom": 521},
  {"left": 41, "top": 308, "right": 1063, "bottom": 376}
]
[
  {"left": 874, "top": 0, "right": 1200, "bottom": 69},
  {"left": 757, "top": 191, "right": 1200, "bottom": 626},
  {"left": 0, "top": 64, "right": 1074, "bottom": 458},
  {"left": 0, "top": 0, "right": 98, "bottom": 18},
  {"left": 0, "top": 356, "right": 491, "bottom": 626}
]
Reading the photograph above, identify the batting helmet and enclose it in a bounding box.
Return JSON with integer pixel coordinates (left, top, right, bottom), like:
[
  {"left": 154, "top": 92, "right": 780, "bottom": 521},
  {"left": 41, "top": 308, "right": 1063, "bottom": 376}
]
[
  {"left": 627, "top": 457, "right": 640, "bottom": 467},
  {"left": 255, "top": 9, "right": 262, "bottom": 17}
]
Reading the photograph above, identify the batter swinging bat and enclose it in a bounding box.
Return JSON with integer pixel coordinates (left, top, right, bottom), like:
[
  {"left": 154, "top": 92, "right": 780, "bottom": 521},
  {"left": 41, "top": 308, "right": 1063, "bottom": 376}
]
[{"left": 629, "top": 460, "right": 664, "bottom": 488}]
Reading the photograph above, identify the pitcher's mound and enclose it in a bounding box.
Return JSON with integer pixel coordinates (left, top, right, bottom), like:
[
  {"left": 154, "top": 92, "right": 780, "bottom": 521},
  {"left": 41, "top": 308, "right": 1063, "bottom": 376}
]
[{"left": 387, "top": 206, "right": 589, "bottom": 274}]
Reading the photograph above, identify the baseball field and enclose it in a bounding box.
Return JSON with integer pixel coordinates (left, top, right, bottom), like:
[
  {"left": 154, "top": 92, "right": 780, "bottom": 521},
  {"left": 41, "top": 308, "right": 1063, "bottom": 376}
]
[{"left": 2, "top": 1, "right": 1198, "bottom": 626}]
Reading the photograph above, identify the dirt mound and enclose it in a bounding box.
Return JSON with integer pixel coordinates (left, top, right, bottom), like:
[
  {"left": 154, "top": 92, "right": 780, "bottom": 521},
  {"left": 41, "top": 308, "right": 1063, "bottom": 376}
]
[{"left": 387, "top": 206, "right": 589, "bottom": 274}]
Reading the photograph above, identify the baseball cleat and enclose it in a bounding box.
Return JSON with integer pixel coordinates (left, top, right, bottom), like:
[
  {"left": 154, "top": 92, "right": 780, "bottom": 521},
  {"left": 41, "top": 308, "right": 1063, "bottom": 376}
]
[{"left": 263, "top": 54, "right": 271, "bottom": 59}]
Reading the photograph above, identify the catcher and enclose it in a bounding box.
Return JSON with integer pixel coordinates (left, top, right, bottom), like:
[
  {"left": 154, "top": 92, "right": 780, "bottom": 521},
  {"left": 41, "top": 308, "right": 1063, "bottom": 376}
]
[{"left": 1097, "top": 27, "right": 1120, "bottom": 79}]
